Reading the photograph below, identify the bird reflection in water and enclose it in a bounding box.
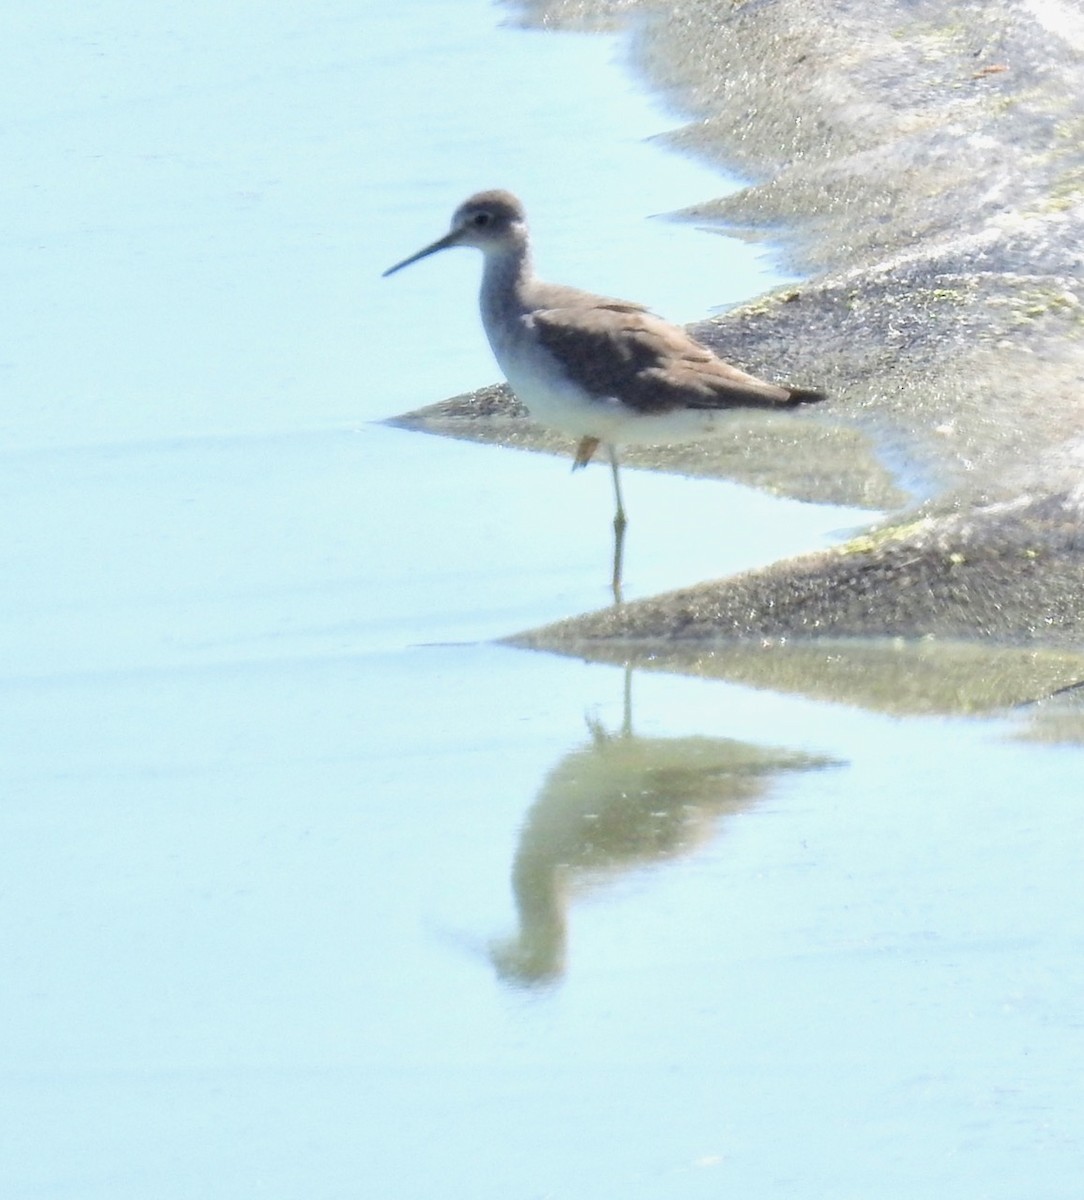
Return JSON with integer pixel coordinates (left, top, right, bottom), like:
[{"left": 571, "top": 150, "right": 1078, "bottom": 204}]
[{"left": 491, "top": 667, "right": 835, "bottom": 986}]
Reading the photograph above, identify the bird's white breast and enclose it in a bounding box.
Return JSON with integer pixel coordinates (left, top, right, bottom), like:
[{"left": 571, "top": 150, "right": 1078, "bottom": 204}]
[
  {"left": 487, "top": 318, "right": 731, "bottom": 446},
  {"left": 480, "top": 309, "right": 600, "bottom": 437}
]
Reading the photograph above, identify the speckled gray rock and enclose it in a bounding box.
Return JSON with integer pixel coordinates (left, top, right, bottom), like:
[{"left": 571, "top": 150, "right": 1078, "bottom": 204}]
[{"left": 390, "top": 0, "right": 1084, "bottom": 663}]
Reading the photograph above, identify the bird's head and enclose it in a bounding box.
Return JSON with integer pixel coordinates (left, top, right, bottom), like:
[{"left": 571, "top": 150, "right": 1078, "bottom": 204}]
[{"left": 383, "top": 189, "right": 527, "bottom": 276}]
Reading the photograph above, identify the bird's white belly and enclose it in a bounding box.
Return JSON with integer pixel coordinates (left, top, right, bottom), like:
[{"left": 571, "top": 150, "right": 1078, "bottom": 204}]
[
  {"left": 493, "top": 338, "right": 728, "bottom": 447},
  {"left": 504, "top": 366, "right": 732, "bottom": 446},
  {"left": 501, "top": 358, "right": 602, "bottom": 437}
]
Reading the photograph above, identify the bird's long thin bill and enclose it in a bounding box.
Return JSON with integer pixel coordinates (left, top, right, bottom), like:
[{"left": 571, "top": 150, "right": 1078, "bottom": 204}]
[{"left": 382, "top": 230, "right": 460, "bottom": 277}]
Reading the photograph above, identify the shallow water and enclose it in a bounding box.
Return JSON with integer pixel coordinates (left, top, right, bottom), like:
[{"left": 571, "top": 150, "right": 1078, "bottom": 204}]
[{"left": 3, "top": 2, "right": 1083, "bottom": 1198}]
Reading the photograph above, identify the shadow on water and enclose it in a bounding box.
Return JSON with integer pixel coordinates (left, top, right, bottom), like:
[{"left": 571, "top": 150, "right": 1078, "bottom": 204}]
[
  {"left": 490, "top": 664, "right": 837, "bottom": 987},
  {"left": 513, "top": 632, "right": 1084, "bottom": 723}
]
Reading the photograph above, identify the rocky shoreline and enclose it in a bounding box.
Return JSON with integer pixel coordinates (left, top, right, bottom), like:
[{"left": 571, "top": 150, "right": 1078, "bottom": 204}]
[{"left": 390, "top": 0, "right": 1084, "bottom": 701}]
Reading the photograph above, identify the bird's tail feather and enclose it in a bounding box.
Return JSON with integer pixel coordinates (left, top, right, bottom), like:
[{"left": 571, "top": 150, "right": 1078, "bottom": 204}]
[{"left": 784, "top": 386, "right": 828, "bottom": 407}]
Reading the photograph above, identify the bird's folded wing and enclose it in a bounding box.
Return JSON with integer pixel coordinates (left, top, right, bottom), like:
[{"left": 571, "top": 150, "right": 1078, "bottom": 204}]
[{"left": 531, "top": 306, "right": 797, "bottom": 413}]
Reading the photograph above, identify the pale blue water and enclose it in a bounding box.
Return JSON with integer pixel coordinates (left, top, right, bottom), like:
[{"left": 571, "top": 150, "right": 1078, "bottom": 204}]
[
  {"left": 4, "top": 0, "right": 781, "bottom": 449},
  {"left": 3, "top": 4, "right": 1083, "bottom": 1199}
]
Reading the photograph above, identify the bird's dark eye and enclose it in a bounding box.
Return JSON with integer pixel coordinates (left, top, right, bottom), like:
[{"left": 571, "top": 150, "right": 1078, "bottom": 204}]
[{"left": 471, "top": 211, "right": 491, "bottom": 227}]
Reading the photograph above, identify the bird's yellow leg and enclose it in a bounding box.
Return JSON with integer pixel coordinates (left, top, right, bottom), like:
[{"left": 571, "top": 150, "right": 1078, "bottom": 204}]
[{"left": 609, "top": 446, "right": 626, "bottom": 605}]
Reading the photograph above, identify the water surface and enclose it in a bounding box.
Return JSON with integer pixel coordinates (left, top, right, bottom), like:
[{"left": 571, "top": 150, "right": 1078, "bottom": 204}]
[{"left": 2, "top": 3, "right": 1082, "bottom": 1198}]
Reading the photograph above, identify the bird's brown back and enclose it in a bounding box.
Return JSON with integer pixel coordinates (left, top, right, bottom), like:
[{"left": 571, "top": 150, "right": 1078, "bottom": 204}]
[{"left": 531, "top": 301, "right": 824, "bottom": 413}]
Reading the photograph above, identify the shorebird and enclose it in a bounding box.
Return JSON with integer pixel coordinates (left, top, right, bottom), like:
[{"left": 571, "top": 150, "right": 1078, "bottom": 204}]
[{"left": 384, "top": 189, "right": 826, "bottom": 601}]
